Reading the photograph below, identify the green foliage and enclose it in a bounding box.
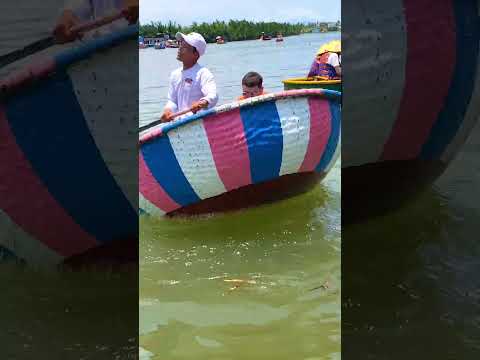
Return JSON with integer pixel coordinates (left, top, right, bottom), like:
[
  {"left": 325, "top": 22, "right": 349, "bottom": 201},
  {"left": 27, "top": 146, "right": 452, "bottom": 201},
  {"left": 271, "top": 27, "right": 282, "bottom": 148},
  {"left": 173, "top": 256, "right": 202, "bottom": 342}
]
[{"left": 139, "top": 19, "right": 326, "bottom": 42}]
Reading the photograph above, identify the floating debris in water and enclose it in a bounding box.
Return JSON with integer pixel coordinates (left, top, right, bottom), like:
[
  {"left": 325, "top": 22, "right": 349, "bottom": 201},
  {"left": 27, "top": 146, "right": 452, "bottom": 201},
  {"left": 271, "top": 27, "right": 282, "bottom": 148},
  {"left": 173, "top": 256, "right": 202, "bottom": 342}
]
[
  {"left": 310, "top": 279, "right": 330, "bottom": 292},
  {"left": 223, "top": 278, "right": 257, "bottom": 292}
]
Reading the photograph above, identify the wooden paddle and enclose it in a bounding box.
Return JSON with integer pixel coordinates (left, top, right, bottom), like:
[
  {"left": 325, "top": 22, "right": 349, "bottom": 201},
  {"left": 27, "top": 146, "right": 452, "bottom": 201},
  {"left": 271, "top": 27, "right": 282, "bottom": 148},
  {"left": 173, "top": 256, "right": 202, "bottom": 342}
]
[
  {"left": 0, "top": 11, "right": 125, "bottom": 69},
  {"left": 139, "top": 108, "right": 194, "bottom": 133}
]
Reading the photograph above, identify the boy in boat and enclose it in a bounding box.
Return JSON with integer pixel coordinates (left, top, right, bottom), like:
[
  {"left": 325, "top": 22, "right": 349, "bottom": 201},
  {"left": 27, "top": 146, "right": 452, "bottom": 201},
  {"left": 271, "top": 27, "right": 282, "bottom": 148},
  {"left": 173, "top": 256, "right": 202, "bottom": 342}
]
[
  {"left": 160, "top": 32, "right": 218, "bottom": 122},
  {"left": 54, "top": 0, "right": 139, "bottom": 43},
  {"left": 237, "top": 72, "right": 267, "bottom": 100},
  {"left": 307, "top": 40, "right": 341, "bottom": 79}
]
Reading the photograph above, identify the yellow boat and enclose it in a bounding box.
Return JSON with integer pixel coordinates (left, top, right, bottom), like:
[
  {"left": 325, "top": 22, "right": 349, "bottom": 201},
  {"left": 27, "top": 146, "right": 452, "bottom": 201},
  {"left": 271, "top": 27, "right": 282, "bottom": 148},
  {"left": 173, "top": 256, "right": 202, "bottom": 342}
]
[{"left": 282, "top": 77, "right": 341, "bottom": 91}]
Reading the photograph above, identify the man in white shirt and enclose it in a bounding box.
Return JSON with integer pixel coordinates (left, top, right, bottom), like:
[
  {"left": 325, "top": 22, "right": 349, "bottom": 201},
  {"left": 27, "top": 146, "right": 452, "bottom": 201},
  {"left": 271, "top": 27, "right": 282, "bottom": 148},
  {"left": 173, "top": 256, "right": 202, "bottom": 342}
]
[
  {"left": 160, "top": 32, "right": 218, "bottom": 122},
  {"left": 54, "top": 0, "right": 138, "bottom": 43}
]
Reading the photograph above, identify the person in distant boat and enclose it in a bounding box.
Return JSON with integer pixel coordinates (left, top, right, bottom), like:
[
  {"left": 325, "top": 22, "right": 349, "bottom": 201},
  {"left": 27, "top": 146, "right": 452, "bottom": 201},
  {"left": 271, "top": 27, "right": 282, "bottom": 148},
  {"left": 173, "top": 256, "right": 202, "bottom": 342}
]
[
  {"left": 54, "top": 0, "right": 139, "bottom": 43},
  {"left": 237, "top": 72, "right": 268, "bottom": 100},
  {"left": 160, "top": 32, "right": 218, "bottom": 123},
  {"left": 307, "top": 40, "right": 341, "bottom": 79}
]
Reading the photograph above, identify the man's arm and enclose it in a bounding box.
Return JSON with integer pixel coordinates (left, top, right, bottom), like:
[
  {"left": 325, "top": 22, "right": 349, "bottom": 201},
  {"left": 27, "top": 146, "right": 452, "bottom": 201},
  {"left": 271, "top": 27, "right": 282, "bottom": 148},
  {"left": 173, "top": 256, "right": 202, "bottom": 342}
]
[
  {"left": 53, "top": 1, "right": 93, "bottom": 43},
  {"left": 53, "top": 10, "right": 82, "bottom": 43},
  {"left": 329, "top": 53, "right": 341, "bottom": 77},
  {"left": 161, "top": 73, "right": 178, "bottom": 122},
  {"left": 199, "top": 70, "right": 218, "bottom": 109},
  {"left": 165, "top": 73, "right": 178, "bottom": 112},
  {"left": 122, "top": 0, "right": 139, "bottom": 24},
  {"left": 307, "top": 61, "right": 319, "bottom": 78}
]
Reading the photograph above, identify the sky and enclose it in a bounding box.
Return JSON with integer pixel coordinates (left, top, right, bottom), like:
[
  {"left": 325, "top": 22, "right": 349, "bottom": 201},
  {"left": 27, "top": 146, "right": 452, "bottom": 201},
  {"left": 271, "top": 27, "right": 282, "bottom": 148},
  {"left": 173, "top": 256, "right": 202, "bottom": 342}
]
[{"left": 140, "top": 0, "right": 340, "bottom": 26}]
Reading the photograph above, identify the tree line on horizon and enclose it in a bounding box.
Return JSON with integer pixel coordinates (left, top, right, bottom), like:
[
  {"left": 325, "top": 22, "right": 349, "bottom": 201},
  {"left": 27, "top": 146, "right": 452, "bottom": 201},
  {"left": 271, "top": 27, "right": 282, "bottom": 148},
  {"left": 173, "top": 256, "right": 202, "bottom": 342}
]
[{"left": 139, "top": 20, "right": 339, "bottom": 42}]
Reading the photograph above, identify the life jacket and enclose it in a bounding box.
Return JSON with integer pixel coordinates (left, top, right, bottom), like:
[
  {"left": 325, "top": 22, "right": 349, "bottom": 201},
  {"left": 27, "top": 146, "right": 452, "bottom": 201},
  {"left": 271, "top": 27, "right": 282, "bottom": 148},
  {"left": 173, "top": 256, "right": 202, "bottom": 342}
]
[
  {"left": 237, "top": 90, "right": 267, "bottom": 101},
  {"left": 316, "top": 52, "right": 339, "bottom": 80}
]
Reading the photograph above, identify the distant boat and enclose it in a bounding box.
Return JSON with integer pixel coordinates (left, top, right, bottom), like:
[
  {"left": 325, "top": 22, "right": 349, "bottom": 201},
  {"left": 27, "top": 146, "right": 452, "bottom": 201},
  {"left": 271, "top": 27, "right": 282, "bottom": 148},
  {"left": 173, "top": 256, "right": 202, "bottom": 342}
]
[
  {"left": 276, "top": 34, "right": 284, "bottom": 42},
  {"left": 165, "top": 39, "right": 179, "bottom": 48},
  {"left": 282, "top": 77, "right": 341, "bottom": 91},
  {"left": 259, "top": 32, "right": 272, "bottom": 41},
  {"left": 215, "top": 36, "right": 225, "bottom": 44},
  {"left": 154, "top": 41, "right": 165, "bottom": 49},
  {"left": 141, "top": 35, "right": 166, "bottom": 48}
]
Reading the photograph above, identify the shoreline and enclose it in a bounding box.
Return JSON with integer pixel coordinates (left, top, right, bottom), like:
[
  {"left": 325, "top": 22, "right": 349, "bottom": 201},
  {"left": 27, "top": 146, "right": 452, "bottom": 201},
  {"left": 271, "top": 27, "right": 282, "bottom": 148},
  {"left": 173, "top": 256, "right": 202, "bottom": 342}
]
[{"left": 140, "top": 31, "right": 341, "bottom": 47}]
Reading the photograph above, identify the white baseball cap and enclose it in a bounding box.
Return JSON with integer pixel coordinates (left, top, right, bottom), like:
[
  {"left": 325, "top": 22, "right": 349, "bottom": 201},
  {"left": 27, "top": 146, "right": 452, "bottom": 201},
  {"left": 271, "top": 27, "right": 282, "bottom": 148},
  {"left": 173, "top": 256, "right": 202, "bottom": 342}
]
[{"left": 175, "top": 32, "right": 207, "bottom": 56}]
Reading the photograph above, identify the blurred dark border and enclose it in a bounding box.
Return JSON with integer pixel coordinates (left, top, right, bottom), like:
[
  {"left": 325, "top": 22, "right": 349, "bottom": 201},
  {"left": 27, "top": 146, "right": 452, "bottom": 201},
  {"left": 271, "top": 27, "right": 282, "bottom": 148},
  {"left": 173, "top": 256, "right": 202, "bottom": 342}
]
[
  {"left": 342, "top": 0, "right": 480, "bottom": 358},
  {"left": 1, "top": 1, "right": 138, "bottom": 358}
]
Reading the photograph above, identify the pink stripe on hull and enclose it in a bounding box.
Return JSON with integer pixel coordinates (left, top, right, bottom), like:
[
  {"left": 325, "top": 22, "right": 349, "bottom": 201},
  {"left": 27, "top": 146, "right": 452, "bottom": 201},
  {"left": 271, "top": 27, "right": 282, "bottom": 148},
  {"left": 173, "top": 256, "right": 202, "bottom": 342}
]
[
  {"left": 0, "top": 107, "right": 98, "bottom": 257},
  {"left": 299, "top": 98, "right": 332, "bottom": 172},
  {"left": 139, "top": 152, "right": 180, "bottom": 213},
  {"left": 139, "top": 126, "right": 164, "bottom": 145},
  {"left": 203, "top": 109, "right": 252, "bottom": 191},
  {"left": 381, "top": 0, "right": 456, "bottom": 160},
  {"left": 0, "top": 58, "right": 55, "bottom": 93}
]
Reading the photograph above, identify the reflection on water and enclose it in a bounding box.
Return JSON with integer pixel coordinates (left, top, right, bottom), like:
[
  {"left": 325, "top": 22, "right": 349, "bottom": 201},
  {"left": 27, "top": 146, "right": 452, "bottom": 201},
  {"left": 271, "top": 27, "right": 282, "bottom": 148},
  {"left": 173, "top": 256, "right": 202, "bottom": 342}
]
[{"left": 1, "top": 264, "right": 137, "bottom": 358}]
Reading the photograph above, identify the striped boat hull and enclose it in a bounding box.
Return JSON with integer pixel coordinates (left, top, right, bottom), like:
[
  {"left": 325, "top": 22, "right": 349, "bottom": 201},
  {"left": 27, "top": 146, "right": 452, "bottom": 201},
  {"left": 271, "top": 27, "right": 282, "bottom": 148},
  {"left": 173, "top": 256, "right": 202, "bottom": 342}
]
[
  {"left": 0, "top": 26, "right": 138, "bottom": 265},
  {"left": 139, "top": 89, "right": 341, "bottom": 216},
  {"left": 342, "top": 0, "right": 480, "bottom": 222}
]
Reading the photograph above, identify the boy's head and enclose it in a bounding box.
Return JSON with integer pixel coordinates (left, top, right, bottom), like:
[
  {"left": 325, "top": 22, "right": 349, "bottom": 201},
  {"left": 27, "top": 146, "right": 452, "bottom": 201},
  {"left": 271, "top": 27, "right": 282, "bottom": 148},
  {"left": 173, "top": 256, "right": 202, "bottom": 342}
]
[{"left": 242, "top": 72, "right": 264, "bottom": 98}]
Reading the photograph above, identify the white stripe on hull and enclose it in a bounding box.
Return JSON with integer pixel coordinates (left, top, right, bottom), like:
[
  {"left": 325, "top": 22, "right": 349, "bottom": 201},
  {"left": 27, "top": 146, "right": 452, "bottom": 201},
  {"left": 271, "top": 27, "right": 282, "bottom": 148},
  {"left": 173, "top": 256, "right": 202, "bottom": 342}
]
[
  {"left": 0, "top": 209, "right": 62, "bottom": 265},
  {"left": 342, "top": 0, "right": 407, "bottom": 167},
  {"left": 168, "top": 120, "right": 227, "bottom": 200},
  {"left": 277, "top": 97, "right": 311, "bottom": 176},
  {"left": 68, "top": 40, "right": 138, "bottom": 211},
  {"left": 139, "top": 192, "right": 165, "bottom": 217}
]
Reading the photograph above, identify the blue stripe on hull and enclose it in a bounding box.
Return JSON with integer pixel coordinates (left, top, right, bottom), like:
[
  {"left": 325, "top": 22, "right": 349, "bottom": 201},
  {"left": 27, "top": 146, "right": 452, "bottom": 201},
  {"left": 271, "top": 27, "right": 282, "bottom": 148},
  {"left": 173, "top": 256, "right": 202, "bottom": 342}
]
[
  {"left": 0, "top": 246, "right": 19, "bottom": 262},
  {"left": 420, "top": 0, "right": 480, "bottom": 160},
  {"left": 6, "top": 72, "right": 137, "bottom": 243},
  {"left": 240, "top": 101, "right": 283, "bottom": 183},
  {"left": 141, "top": 135, "right": 200, "bottom": 207},
  {"left": 316, "top": 100, "right": 340, "bottom": 172}
]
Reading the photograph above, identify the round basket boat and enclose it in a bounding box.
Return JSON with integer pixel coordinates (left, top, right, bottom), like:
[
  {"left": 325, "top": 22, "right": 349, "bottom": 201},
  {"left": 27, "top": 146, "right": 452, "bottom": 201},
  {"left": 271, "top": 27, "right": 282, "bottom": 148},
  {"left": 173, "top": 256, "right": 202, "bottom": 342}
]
[
  {"left": 0, "top": 26, "right": 138, "bottom": 265},
  {"left": 342, "top": 0, "right": 480, "bottom": 223},
  {"left": 282, "top": 77, "right": 342, "bottom": 92},
  {"left": 139, "top": 89, "right": 341, "bottom": 217}
]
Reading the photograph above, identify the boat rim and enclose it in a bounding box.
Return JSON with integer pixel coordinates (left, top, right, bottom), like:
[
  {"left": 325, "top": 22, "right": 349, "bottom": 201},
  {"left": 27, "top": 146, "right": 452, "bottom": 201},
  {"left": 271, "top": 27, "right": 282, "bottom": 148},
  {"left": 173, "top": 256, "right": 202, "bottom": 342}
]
[
  {"left": 139, "top": 88, "right": 341, "bottom": 145},
  {"left": 1, "top": 25, "right": 138, "bottom": 99},
  {"left": 282, "top": 77, "right": 341, "bottom": 85}
]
